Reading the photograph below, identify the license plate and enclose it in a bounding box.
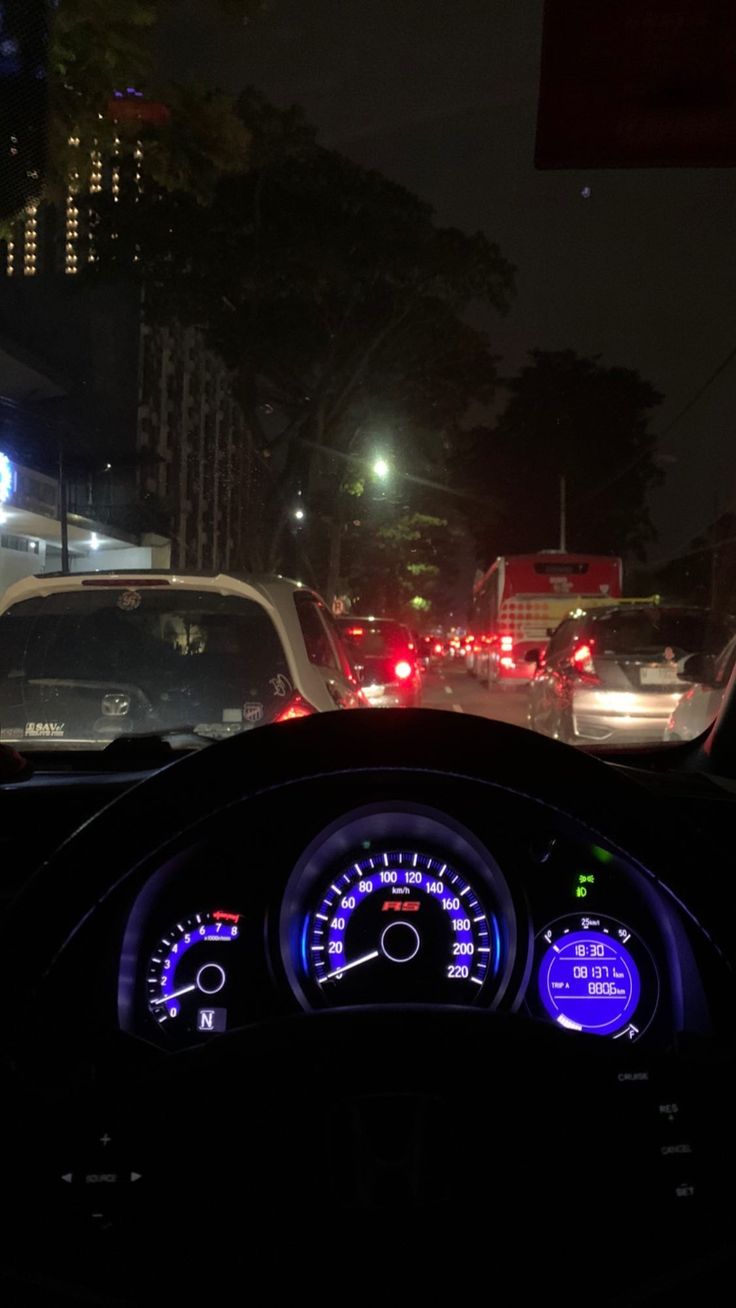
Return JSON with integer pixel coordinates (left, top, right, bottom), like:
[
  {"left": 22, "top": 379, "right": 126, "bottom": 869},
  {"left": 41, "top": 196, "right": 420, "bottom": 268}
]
[{"left": 640, "top": 666, "right": 679, "bottom": 685}]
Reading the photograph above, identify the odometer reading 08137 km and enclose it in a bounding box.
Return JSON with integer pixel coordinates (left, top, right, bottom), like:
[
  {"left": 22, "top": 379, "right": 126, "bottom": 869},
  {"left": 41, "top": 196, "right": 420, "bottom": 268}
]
[
  {"left": 303, "top": 850, "right": 498, "bottom": 1006},
  {"left": 534, "top": 913, "right": 660, "bottom": 1040}
]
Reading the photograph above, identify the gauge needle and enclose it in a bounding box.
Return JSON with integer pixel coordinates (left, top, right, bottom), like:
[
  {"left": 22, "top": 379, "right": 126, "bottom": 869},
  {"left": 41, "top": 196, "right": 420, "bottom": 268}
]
[
  {"left": 150, "top": 984, "right": 196, "bottom": 1005},
  {"left": 319, "top": 950, "right": 380, "bottom": 983}
]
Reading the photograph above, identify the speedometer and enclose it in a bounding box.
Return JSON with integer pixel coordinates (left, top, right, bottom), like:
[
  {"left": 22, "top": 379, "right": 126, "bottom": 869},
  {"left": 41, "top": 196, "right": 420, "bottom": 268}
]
[{"left": 302, "top": 850, "right": 498, "bottom": 1005}]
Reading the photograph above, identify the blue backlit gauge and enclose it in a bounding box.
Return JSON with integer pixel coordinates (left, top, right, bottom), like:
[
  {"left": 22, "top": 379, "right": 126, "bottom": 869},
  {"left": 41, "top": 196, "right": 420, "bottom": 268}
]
[
  {"left": 535, "top": 914, "right": 659, "bottom": 1040},
  {"left": 146, "top": 910, "right": 242, "bottom": 1035},
  {"left": 303, "top": 850, "right": 499, "bottom": 1005}
]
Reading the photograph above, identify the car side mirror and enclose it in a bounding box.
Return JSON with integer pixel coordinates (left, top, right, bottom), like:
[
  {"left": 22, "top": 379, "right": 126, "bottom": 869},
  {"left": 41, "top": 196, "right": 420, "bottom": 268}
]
[
  {"left": 525, "top": 649, "right": 541, "bottom": 665},
  {"left": 678, "top": 652, "right": 716, "bottom": 686}
]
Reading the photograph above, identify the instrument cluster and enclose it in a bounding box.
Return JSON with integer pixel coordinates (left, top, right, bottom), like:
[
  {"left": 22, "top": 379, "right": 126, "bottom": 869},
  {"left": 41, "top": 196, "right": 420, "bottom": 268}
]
[{"left": 118, "top": 792, "right": 704, "bottom": 1051}]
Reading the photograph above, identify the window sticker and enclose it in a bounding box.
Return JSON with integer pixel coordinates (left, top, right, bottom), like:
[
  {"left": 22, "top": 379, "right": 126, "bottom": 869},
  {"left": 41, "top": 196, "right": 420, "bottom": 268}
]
[{"left": 269, "top": 673, "right": 292, "bottom": 697}]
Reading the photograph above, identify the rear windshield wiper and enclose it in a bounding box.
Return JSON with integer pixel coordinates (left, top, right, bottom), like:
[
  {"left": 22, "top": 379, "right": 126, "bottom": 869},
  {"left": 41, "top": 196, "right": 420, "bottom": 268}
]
[{"left": 103, "top": 725, "right": 230, "bottom": 757}]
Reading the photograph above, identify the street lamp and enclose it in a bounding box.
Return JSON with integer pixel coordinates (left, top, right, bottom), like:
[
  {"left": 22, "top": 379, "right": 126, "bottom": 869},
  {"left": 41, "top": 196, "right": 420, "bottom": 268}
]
[
  {"left": 372, "top": 456, "right": 390, "bottom": 481},
  {"left": 294, "top": 507, "right": 305, "bottom": 522}
]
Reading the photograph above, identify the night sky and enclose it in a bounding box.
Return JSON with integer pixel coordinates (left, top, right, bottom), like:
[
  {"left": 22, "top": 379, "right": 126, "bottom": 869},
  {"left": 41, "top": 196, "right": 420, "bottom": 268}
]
[{"left": 168, "top": 0, "right": 736, "bottom": 563}]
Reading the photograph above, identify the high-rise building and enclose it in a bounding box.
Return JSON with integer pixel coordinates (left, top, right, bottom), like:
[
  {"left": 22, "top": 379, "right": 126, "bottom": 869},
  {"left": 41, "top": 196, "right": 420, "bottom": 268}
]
[{"left": 0, "top": 98, "right": 261, "bottom": 573}]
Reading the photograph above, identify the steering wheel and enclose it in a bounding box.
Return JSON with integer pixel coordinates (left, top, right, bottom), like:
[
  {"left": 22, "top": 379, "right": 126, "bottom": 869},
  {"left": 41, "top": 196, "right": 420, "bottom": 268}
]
[{"left": 1, "top": 710, "right": 733, "bottom": 1306}]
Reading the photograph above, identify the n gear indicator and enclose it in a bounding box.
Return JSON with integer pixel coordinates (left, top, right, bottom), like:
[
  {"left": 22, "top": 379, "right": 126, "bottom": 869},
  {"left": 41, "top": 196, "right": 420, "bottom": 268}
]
[{"left": 534, "top": 914, "right": 660, "bottom": 1040}]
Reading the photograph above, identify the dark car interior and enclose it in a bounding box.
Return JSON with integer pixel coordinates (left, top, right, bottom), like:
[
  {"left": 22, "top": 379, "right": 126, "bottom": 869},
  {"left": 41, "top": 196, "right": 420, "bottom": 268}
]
[{"left": 2, "top": 681, "right": 736, "bottom": 1306}]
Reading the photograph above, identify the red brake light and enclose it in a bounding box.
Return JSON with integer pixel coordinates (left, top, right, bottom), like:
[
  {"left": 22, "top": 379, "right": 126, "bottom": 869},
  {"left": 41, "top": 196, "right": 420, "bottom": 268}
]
[
  {"left": 394, "top": 660, "right": 413, "bottom": 681},
  {"left": 500, "top": 634, "right": 514, "bottom": 652},
  {"left": 274, "top": 693, "right": 316, "bottom": 722},
  {"left": 346, "top": 626, "right": 364, "bottom": 637},
  {"left": 434, "top": 642, "right": 443, "bottom": 654},
  {"left": 571, "top": 642, "right": 597, "bottom": 675}
]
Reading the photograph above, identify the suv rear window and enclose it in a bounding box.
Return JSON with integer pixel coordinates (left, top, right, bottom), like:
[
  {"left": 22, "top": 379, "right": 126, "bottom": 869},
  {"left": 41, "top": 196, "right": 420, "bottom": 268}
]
[
  {"left": 337, "top": 619, "right": 410, "bottom": 658},
  {"left": 591, "top": 610, "right": 731, "bottom": 657},
  {"left": 0, "top": 588, "right": 291, "bottom": 745}
]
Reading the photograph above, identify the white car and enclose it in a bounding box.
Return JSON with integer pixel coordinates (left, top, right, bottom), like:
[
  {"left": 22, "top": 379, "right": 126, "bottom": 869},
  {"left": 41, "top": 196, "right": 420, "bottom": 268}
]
[
  {"left": 0, "top": 571, "right": 364, "bottom": 749},
  {"left": 664, "top": 634, "right": 736, "bottom": 742}
]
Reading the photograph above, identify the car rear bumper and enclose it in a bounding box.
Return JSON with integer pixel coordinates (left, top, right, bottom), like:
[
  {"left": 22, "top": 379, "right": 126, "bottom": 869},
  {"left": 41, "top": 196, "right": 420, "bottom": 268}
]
[
  {"left": 572, "top": 688, "right": 683, "bottom": 743},
  {"left": 363, "top": 683, "right": 420, "bottom": 708}
]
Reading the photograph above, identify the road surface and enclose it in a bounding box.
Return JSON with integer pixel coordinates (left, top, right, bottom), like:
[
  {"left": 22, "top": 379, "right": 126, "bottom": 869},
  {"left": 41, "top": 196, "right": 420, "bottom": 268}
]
[{"left": 420, "top": 661, "right": 530, "bottom": 727}]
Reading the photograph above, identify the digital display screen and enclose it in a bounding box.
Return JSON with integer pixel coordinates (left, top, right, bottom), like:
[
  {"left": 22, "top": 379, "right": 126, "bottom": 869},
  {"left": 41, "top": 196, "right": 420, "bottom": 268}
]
[{"left": 538, "top": 930, "right": 640, "bottom": 1036}]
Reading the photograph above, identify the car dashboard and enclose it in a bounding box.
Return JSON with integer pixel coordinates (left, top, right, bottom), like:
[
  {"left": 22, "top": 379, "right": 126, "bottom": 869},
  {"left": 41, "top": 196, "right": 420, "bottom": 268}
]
[
  {"left": 3, "top": 711, "right": 735, "bottom": 1306},
  {"left": 116, "top": 777, "right": 713, "bottom": 1054}
]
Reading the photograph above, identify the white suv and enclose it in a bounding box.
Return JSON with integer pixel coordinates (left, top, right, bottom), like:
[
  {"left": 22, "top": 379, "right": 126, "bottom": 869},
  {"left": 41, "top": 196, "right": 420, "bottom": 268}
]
[{"left": 0, "top": 571, "right": 364, "bottom": 749}]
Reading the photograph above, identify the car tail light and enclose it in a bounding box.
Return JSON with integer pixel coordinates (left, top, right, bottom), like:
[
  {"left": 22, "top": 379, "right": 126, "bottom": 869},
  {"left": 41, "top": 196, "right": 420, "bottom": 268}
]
[
  {"left": 571, "top": 642, "right": 597, "bottom": 676},
  {"left": 500, "top": 634, "right": 514, "bottom": 652},
  {"left": 274, "top": 693, "right": 317, "bottom": 722},
  {"left": 394, "top": 659, "right": 413, "bottom": 680},
  {"left": 346, "top": 626, "right": 364, "bottom": 637},
  {"left": 434, "top": 642, "right": 443, "bottom": 654}
]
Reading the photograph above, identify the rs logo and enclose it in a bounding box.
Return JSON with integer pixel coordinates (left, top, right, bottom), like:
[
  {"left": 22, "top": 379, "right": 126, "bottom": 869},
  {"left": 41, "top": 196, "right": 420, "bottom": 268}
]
[{"left": 381, "top": 900, "right": 421, "bottom": 912}]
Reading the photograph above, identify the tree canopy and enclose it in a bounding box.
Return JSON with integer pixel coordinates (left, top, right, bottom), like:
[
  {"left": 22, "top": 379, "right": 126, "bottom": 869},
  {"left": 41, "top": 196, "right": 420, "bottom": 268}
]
[
  {"left": 44, "top": 0, "right": 263, "bottom": 202},
  {"left": 91, "top": 90, "right": 515, "bottom": 586},
  {"left": 458, "top": 349, "right": 663, "bottom": 567}
]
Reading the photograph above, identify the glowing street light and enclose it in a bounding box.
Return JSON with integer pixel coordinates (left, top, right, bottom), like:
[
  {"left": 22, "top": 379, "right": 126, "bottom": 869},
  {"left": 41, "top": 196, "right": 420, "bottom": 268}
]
[
  {"left": 372, "top": 456, "right": 390, "bottom": 481},
  {"left": 294, "top": 507, "right": 305, "bottom": 521}
]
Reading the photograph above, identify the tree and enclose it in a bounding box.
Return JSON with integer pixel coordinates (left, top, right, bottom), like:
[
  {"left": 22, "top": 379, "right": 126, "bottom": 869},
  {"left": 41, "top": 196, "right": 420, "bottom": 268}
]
[
  {"left": 344, "top": 507, "right": 461, "bottom": 622},
  {"left": 43, "top": 1, "right": 264, "bottom": 203},
  {"left": 458, "top": 350, "right": 663, "bottom": 566},
  {"left": 91, "top": 90, "right": 515, "bottom": 589},
  {"left": 650, "top": 512, "right": 736, "bottom": 615}
]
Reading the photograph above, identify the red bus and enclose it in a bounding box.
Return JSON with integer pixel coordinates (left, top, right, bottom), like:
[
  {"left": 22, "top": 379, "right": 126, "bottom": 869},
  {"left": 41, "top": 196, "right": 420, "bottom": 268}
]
[{"left": 469, "top": 552, "right": 623, "bottom": 685}]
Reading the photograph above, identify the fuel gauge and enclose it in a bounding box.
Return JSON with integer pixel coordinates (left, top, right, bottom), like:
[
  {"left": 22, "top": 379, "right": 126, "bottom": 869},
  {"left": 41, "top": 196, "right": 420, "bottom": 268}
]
[{"left": 532, "top": 913, "right": 660, "bottom": 1041}]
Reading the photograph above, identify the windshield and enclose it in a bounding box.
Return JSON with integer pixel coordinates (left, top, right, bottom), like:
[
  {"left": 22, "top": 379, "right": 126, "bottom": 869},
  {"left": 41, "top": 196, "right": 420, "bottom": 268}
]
[
  {"left": 1, "top": 2, "right": 734, "bottom": 754},
  {"left": 0, "top": 587, "right": 292, "bottom": 747}
]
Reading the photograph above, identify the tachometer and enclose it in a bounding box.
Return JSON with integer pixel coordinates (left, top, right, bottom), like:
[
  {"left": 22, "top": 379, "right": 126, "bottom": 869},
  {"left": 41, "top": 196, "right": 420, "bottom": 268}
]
[
  {"left": 146, "top": 909, "right": 243, "bottom": 1035},
  {"left": 302, "top": 850, "right": 498, "bottom": 1005}
]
